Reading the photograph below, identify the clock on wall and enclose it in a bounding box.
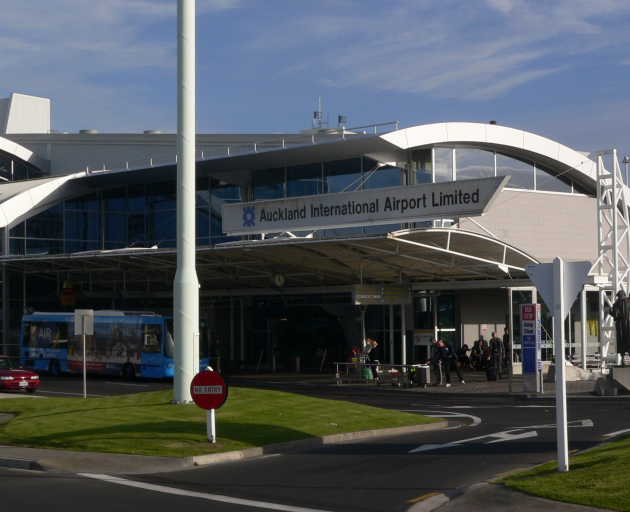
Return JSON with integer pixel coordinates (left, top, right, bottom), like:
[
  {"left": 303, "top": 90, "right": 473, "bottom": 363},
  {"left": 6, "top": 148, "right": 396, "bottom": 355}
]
[{"left": 271, "top": 273, "right": 285, "bottom": 287}]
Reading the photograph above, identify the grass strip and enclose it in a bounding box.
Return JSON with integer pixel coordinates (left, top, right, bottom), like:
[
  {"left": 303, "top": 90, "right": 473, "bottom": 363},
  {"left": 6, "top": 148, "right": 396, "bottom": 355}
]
[
  {"left": 0, "top": 388, "right": 438, "bottom": 458},
  {"left": 500, "top": 435, "right": 630, "bottom": 511}
]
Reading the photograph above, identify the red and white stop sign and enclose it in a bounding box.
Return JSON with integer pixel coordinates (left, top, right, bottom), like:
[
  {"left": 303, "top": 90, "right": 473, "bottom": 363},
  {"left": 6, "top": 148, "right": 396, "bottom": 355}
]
[{"left": 190, "top": 370, "right": 228, "bottom": 410}]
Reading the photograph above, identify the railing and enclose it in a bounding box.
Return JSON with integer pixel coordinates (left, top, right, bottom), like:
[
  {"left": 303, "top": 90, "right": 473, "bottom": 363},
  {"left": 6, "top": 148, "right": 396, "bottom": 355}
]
[{"left": 85, "top": 121, "right": 400, "bottom": 175}]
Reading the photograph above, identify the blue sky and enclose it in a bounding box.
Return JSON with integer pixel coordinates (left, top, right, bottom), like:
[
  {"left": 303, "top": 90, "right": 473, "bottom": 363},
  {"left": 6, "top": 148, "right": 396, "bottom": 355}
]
[{"left": 1, "top": 0, "right": 630, "bottom": 158}]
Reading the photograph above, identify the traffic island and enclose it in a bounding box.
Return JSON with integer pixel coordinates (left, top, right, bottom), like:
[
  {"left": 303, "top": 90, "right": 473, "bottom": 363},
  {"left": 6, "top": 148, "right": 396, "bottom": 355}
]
[{"left": 0, "top": 388, "right": 441, "bottom": 459}]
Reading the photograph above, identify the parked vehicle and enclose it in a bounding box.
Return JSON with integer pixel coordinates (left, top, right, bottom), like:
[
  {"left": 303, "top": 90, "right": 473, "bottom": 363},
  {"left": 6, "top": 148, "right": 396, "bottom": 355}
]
[
  {"left": 0, "top": 356, "right": 40, "bottom": 393},
  {"left": 21, "top": 311, "right": 209, "bottom": 379}
]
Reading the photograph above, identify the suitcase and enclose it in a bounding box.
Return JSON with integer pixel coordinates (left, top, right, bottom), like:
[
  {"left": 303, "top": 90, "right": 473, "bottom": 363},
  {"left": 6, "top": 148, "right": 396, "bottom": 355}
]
[{"left": 486, "top": 366, "right": 498, "bottom": 381}]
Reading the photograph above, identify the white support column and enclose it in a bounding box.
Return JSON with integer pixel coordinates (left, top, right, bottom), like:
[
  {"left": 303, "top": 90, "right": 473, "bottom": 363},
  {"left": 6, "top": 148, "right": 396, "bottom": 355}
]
[
  {"left": 230, "top": 296, "right": 234, "bottom": 361},
  {"left": 580, "top": 288, "right": 587, "bottom": 370},
  {"left": 389, "top": 304, "right": 394, "bottom": 364},
  {"left": 401, "top": 304, "right": 407, "bottom": 365},
  {"left": 240, "top": 296, "right": 245, "bottom": 363},
  {"left": 554, "top": 257, "right": 569, "bottom": 473},
  {"left": 173, "top": 0, "right": 199, "bottom": 403}
]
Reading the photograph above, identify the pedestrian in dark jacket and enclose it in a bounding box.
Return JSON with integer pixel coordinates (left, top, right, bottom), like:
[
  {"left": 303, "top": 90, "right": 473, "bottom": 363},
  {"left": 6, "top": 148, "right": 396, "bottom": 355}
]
[
  {"left": 426, "top": 339, "right": 465, "bottom": 387},
  {"left": 489, "top": 332, "right": 505, "bottom": 379},
  {"left": 470, "top": 339, "right": 484, "bottom": 370}
]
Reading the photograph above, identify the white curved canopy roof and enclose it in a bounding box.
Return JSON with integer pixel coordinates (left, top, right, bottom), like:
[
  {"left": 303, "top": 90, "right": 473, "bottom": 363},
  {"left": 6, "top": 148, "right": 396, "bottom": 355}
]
[
  {"left": 0, "top": 134, "right": 46, "bottom": 170},
  {"left": 0, "top": 122, "right": 613, "bottom": 231}
]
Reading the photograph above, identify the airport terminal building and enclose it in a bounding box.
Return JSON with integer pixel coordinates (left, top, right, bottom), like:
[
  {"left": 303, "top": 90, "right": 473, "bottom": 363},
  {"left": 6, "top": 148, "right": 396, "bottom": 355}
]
[{"left": 0, "top": 93, "right": 621, "bottom": 371}]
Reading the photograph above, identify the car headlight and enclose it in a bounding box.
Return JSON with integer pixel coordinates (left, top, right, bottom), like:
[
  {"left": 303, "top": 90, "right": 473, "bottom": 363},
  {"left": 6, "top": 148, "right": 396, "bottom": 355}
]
[
  {"left": 30, "top": 375, "right": 39, "bottom": 380},
  {"left": 0, "top": 376, "right": 13, "bottom": 381}
]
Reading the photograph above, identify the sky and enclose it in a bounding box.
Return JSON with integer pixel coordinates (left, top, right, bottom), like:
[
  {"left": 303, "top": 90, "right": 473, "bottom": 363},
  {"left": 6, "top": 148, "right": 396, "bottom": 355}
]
[{"left": 1, "top": 0, "right": 630, "bottom": 158}]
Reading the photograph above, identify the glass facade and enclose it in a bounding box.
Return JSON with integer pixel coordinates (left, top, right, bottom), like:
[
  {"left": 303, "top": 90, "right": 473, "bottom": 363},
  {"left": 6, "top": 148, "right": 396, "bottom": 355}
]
[
  {"left": 4, "top": 148, "right": 592, "bottom": 257},
  {"left": 0, "top": 151, "right": 44, "bottom": 182}
]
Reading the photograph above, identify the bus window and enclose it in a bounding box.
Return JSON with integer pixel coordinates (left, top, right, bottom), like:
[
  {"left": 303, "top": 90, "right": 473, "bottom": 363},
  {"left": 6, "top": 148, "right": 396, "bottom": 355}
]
[
  {"left": 165, "top": 319, "right": 174, "bottom": 359},
  {"left": 25, "top": 321, "right": 68, "bottom": 349},
  {"left": 142, "top": 324, "right": 162, "bottom": 353}
]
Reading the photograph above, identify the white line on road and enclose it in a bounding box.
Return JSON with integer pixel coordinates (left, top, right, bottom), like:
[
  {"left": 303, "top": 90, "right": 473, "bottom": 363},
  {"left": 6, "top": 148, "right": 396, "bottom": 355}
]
[
  {"left": 408, "top": 429, "right": 539, "bottom": 453},
  {"left": 36, "top": 391, "right": 110, "bottom": 398},
  {"left": 603, "top": 428, "right": 630, "bottom": 437},
  {"left": 399, "top": 410, "right": 482, "bottom": 427},
  {"left": 105, "top": 382, "right": 149, "bottom": 387},
  {"left": 79, "top": 474, "right": 331, "bottom": 512}
]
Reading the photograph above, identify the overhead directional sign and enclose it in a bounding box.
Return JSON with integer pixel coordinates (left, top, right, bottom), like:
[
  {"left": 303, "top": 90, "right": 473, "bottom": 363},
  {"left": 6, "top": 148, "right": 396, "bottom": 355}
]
[{"left": 223, "top": 176, "right": 508, "bottom": 235}]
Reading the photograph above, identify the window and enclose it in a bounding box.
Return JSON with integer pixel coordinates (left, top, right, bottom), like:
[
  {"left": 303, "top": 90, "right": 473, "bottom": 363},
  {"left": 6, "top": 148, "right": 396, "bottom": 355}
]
[
  {"left": 411, "top": 149, "right": 432, "bottom": 185},
  {"left": 496, "top": 153, "right": 534, "bottom": 190},
  {"left": 456, "top": 148, "right": 495, "bottom": 180},
  {"left": 362, "top": 158, "right": 402, "bottom": 190},
  {"left": 253, "top": 167, "right": 285, "bottom": 200},
  {"left": 536, "top": 164, "right": 572, "bottom": 193},
  {"left": 324, "top": 158, "right": 362, "bottom": 194},
  {"left": 434, "top": 148, "right": 453, "bottom": 183},
  {"left": 287, "top": 163, "right": 322, "bottom": 197}
]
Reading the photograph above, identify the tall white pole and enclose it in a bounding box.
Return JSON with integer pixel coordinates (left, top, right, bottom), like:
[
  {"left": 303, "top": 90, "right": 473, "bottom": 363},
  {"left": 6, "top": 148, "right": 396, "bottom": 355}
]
[
  {"left": 553, "top": 257, "right": 569, "bottom": 472},
  {"left": 174, "top": 0, "right": 199, "bottom": 403}
]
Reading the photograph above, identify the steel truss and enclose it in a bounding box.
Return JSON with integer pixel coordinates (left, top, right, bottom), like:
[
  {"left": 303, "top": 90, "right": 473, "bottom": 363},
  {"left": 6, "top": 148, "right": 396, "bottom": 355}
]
[{"left": 596, "top": 150, "right": 630, "bottom": 362}]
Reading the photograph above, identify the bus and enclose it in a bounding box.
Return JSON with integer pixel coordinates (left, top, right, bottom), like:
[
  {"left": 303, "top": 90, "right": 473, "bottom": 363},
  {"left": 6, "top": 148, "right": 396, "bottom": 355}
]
[{"left": 21, "top": 311, "right": 210, "bottom": 379}]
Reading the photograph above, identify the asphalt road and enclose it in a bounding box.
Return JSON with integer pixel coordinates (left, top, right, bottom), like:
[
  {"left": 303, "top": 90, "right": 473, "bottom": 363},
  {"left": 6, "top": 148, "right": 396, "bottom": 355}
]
[{"left": 2, "top": 378, "right": 630, "bottom": 512}]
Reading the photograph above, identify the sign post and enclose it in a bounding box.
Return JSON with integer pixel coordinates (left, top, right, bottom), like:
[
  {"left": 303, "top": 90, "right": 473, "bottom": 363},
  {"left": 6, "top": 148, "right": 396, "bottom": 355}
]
[
  {"left": 526, "top": 258, "right": 591, "bottom": 473},
  {"left": 190, "top": 367, "right": 228, "bottom": 443},
  {"left": 521, "top": 304, "right": 542, "bottom": 393},
  {"left": 74, "top": 309, "right": 94, "bottom": 399}
]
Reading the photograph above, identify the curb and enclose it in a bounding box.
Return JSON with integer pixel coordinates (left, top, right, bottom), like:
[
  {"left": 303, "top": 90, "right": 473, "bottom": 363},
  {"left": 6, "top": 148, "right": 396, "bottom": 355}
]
[
  {"left": 408, "top": 482, "right": 489, "bottom": 511},
  {"left": 0, "top": 420, "right": 447, "bottom": 473},
  {"left": 189, "top": 420, "right": 447, "bottom": 467}
]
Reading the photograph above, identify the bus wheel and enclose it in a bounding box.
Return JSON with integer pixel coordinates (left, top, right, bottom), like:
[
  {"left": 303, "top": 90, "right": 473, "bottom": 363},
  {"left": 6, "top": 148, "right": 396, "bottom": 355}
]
[
  {"left": 123, "top": 363, "right": 136, "bottom": 380},
  {"left": 49, "top": 359, "right": 61, "bottom": 376}
]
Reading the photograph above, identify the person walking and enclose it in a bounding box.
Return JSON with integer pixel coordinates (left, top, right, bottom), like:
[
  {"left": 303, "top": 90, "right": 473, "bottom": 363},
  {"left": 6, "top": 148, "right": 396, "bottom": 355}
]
[
  {"left": 428, "top": 338, "right": 442, "bottom": 386},
  {"left": 502, "top": 327, "right": 511, "bottom": 370},
  {"left": 361, "top": 338, "right": 379, "bottom": 381},
  {"left": 426, "top": 339, "right": 465, "bottom": 387},
  {"left": 489, "top": 331, "right": 505, "bottom": 379}
]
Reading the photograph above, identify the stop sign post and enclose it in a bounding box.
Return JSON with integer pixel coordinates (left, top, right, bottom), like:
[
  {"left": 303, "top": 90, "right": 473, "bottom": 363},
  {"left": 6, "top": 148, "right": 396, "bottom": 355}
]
[{"left": 190, "top": 368, "right": 228, "bottom": 443}]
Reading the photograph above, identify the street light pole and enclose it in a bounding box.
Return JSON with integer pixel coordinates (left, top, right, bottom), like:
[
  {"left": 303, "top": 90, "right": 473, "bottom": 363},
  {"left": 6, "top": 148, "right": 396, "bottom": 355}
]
[{"left": 174, "top": 0, "right": 200, "bottom": 403}]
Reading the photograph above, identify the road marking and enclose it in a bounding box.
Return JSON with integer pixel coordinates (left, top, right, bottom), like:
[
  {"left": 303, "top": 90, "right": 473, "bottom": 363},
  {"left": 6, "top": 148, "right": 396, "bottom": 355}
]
[
  {"left": 399, "top": 410, "right": 482, "bottom": 427},
  {"left": 407, "top": 493, "right": 440, "bottom": 503},
  {"left": 513, "top": 419, "right": 593, "bottom": 429},
  {"left": 494, "top": 468, "right": 525, "bottom": 476},
  {"left": 409, "top": 429, "right": 538, "bottom": 453},
  {"left": 79, "top": 474, "right": 331, "bottom": 512},
  {"left": 569, "top": 449, "right": 580, "bottom": 454},
  {"left": 603, "top": 428, "right": 630, "bottom": 438},
  {"left": 105, "top": 382, "right": 149, "bottom": 387},
  {"left": 36, "top": 391, "right": 110, "bottom": 398}
]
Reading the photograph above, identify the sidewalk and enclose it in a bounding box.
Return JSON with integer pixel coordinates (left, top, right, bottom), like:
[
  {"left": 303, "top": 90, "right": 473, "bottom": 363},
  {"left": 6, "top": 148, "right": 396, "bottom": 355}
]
[
  {"left": 409, "top": 482, "right": 609, "bottom": 512},
  {"left": 227, "top": 369, "right": 600, "bottom": 398}
]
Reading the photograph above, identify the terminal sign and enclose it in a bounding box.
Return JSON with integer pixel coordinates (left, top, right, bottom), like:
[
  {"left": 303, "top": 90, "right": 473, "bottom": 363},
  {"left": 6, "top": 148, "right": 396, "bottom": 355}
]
[{"left": 223, "top": 176, "right": 508, "bottom": 235}]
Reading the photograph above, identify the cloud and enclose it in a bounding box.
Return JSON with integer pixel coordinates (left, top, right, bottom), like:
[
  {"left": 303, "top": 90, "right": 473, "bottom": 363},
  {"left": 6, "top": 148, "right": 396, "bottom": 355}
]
[{"left": 228, "top": 0, "right": 630, "bottom": 100}]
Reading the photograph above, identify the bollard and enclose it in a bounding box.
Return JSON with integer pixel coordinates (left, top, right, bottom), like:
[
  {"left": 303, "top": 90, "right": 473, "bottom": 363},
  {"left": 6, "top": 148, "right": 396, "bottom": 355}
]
[
  {"left": 272, "top": 355, "right": 277, "bottom": 372},
  {"left": 295, "top": 355, "right": 300, "bottom": 373}
]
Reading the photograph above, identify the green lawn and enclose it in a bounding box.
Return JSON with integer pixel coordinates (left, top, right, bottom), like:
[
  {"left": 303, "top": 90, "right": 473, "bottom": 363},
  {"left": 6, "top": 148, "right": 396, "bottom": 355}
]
[
  {"left": 501, "top": 434, "right": 630, "bottom": 511},
  {"left": 0, "top": 388, "right": 438, "bottom": 458}
]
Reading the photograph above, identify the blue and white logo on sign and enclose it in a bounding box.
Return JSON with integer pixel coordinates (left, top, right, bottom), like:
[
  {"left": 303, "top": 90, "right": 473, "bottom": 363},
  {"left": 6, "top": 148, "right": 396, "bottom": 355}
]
[{"left": 243, "top": 206, "right": 255, "bottom": 228}]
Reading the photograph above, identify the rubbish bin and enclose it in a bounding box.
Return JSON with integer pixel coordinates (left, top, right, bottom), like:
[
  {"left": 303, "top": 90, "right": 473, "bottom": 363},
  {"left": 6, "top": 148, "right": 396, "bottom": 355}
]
[{"left": 415, "top": 365, "right": 430, "bottom": 388}]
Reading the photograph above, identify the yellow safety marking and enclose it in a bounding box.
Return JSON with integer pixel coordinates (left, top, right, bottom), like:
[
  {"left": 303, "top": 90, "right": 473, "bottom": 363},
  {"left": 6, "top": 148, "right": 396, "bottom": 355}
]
[
  {"left": 407, "top": 493, "right": 440, "bottom": 503},
  {"left": 493, "top": 468, "right": 525, "bottom": 477},
  {"left": 569, "top": 449, "right": 579, "bottom": 454}
]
